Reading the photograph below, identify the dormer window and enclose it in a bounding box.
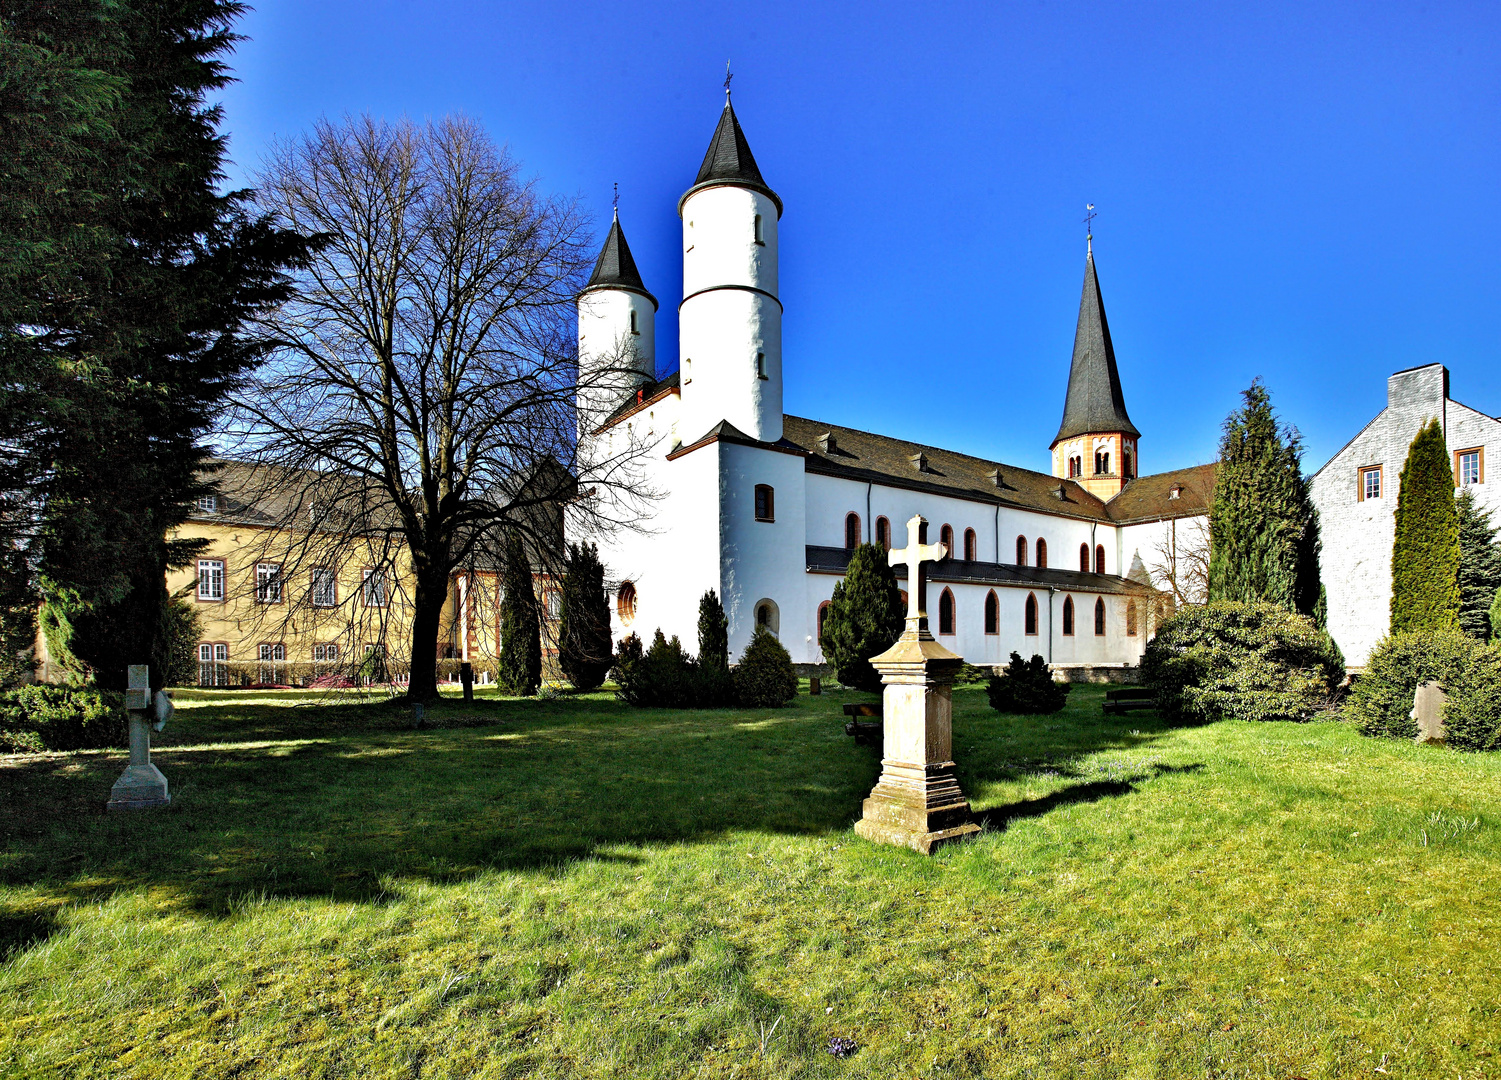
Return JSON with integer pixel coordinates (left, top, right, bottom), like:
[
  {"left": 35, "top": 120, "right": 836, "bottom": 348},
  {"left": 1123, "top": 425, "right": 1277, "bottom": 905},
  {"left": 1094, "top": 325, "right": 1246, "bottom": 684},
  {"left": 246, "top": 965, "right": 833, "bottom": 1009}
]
[
  {"left": 195, "top": 494, "right": 218, "bottom": 513},
  {"left": 753, "top": 214, "right": 764, "bottom": 246},
  {"left": 1169, "top": 484, "right": 1182, "bottom": 500}
]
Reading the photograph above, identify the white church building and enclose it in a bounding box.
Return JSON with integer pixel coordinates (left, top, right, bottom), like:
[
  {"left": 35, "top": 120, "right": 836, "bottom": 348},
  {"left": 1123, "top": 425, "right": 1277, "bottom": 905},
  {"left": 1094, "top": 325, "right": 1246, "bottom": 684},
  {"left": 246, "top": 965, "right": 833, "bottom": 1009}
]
[{"left": 574, "top": 92, "right": 1212, "bottom": 674}]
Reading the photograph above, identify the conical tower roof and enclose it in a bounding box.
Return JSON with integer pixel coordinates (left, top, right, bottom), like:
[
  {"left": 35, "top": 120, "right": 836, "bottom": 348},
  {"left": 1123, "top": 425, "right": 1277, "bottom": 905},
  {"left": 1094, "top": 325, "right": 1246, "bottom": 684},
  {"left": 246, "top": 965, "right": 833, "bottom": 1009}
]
[
  {"left": 582, "top": 214, "right": 657, "bottom": 309},
  {"left": 1053, "top": 245, "right": 1138, "bottom": 446},
  {"left": 678, "top": 95, "right": 782, "bottom": 216}
]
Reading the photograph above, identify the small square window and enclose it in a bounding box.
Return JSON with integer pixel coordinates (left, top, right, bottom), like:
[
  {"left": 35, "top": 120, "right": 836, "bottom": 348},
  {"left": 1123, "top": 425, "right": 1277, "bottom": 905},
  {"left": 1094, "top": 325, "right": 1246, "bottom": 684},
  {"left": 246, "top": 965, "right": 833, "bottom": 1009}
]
[
  {"left": 195, "top": 494, "right": 218, "bottom": 513},
  {"left": 1457, "top": 448, "right": 1483, "bottom": 487},
  {"left": 1360, "top": 466, "right": 1382, "bottom": 501}
]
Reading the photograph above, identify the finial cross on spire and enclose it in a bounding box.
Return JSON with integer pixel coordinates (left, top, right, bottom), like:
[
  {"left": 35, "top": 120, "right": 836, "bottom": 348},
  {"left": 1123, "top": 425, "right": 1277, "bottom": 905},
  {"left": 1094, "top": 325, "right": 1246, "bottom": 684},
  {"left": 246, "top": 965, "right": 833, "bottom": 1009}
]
[
  {"left": 613, "top": 182, "right": 619, "bottom": 217},
  {"left": 1084, "top": 202, "right": 1097, "bottom": 253},
  {"left": 724, "top": 59, "right": 733, "bottom": 96},
  {"left": 888, "top": 514, "right": 949, "bottom": 633}
]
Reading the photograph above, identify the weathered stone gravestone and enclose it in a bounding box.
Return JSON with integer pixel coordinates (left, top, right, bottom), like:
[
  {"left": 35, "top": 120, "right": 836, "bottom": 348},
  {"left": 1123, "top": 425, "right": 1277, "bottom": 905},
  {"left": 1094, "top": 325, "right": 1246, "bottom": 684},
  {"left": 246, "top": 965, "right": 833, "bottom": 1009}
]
[
  {"left": 1412, "top": 680, "right": 1447, "bottom": 745},
  {"left": 853, "top": 514, "right": 981, "bottom": 855},
  {"left": 107, "top": 665, "right": 170, "bottom": 810}
]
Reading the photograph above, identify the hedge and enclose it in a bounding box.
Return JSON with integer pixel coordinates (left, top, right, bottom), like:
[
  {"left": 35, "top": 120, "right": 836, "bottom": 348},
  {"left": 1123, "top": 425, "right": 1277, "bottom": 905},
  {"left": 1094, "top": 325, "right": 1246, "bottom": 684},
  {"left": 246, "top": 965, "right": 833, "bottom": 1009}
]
[
  {"left": 0, "top": 685, "right": 128, "bottom": 754},
  {"left": 1343, "top": 629, "right": 1480, "bottom": 740}
]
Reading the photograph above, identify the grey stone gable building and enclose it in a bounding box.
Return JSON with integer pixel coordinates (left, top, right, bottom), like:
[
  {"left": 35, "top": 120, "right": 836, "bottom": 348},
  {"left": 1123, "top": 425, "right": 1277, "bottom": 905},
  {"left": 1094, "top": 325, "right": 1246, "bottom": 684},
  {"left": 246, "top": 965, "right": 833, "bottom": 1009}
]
[{"left": 1310, "top": 363, "right": 1501, "bottom": 666}]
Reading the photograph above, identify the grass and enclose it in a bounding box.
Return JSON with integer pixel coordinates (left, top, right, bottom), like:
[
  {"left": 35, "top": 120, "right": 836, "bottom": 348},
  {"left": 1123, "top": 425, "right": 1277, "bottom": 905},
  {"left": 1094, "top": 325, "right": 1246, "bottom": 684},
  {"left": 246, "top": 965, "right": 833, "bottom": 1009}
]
[{"left": 1, "top": 682, "right": 1499, "bottom": 1078}]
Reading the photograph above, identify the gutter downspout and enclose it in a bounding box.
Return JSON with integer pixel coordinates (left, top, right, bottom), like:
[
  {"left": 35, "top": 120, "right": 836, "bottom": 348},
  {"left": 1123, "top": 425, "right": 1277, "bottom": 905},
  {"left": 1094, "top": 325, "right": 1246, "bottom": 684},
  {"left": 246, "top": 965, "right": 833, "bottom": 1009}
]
[
  {"left": 994, "top": 504, "right": 1001, "bottom": 564},
  {"left": 1047, "top": 586, "right": 1056, "bottom": 667},
  {"left": 866, "top": 483, "right": 873, "bottom": 543}
]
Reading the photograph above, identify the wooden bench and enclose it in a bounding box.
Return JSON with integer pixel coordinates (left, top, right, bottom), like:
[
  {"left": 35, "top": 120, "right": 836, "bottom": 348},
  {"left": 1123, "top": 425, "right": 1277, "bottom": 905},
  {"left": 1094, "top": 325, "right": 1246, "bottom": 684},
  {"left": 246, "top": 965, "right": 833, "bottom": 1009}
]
[
  {"left": 1103, "top": 687, "right": 1156, "bottom": 715},
  {"left": 843, "top": 702, "right": 883, "bottom": 747}
]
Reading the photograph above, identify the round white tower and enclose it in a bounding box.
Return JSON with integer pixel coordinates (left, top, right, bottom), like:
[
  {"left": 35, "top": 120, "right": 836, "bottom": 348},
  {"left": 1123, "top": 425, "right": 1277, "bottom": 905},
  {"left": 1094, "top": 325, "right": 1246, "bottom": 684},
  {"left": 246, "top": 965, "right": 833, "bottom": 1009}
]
[
  {"left": 577, "top": 211, "right": 657, "bottom": 435},
  {"left": 677, "top": 92, "right": 783, "bottom": 444}
]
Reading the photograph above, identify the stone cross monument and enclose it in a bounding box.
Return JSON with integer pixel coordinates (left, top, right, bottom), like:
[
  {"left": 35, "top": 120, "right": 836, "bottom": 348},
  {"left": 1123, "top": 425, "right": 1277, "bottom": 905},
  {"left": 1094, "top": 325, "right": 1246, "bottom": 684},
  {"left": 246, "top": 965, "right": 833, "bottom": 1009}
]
[
  {"left": 853, "top": 515, "right": 981, "bottom": 855},
  {"left": 107, "top": 665, "right": 170, "bottom": 810}
]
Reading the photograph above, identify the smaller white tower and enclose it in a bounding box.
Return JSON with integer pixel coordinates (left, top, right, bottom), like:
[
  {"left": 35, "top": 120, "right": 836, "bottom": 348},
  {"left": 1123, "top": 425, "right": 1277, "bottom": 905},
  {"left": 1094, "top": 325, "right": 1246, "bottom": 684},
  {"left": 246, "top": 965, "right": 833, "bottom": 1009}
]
[
  {"left": 577, "top": 211, "right": 658, "bottom": 435},
  {"left": 677, "top": 92, "right": 783, "bottom": 444}
]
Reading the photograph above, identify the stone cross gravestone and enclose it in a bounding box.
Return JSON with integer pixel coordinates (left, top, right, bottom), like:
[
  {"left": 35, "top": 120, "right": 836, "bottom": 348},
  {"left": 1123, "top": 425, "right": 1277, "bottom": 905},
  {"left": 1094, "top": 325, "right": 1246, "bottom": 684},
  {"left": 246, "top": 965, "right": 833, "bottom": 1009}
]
[
  {"left": 107, "top": 665, "right": 170, "bottom": 810},
  {"left": 1412, "top": 680, "right": 1448, "bottom": 745},
  {"left": 853, "top": 514, "right": 981, "bottom": 855}
]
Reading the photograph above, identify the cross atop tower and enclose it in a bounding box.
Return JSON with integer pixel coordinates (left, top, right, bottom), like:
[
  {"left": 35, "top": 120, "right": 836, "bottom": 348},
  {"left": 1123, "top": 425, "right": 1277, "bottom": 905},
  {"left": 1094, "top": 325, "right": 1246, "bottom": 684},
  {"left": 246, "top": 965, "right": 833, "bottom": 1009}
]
[
  {"left": 888, "top": 514, "right": 949, "bottom": 634},
  {"left": 724, "top": 59, "right": 733, "bottom": 96},
  {"left": 612, "top": 182, "right": 618, "bottom": 217},
  {"left": 1084, "top": 202, "right": 1096, "bottom": 253}
]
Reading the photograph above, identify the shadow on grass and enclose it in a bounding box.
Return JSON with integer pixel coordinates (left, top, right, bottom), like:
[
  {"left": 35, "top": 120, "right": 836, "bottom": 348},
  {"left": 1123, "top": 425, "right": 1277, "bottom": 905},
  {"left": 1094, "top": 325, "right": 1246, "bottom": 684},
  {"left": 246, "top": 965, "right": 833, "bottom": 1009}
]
[
  {"left": 973, "top": 763, "right": 1206, "bottom": 833},
  {"left": 0, "top": 685, "right": 1204, "bottom": 942}
]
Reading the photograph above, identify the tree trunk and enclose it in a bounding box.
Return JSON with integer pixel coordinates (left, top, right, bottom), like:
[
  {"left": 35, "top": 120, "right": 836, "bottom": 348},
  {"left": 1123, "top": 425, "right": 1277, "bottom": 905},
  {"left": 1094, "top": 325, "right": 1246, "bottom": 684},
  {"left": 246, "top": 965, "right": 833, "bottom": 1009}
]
[{"left": 406, "top": 569, "right": 448, "bottom": 703}]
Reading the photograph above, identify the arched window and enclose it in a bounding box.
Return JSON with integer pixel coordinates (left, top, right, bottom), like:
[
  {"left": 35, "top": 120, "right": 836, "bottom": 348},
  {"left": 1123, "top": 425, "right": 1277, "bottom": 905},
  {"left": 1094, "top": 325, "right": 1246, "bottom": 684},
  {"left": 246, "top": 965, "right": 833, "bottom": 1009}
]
[
  {"left": 1079, "top": 543, "right": 1090, "bottom": 572},
  {"left": 629, "top": 309, "right": 639, "bottom": 334},
  {"left": 755, "top": 598, "right": 780, "bottom": 637},
  {"left": 817, "top": 600, "right": 831, "bottom": 644},
  {"left": 1024, "top": 593, "right": 1039, "bottom": 636},
  {"left": 1123, "top": 446, "right": 1133, "bottom": 478},
  {"left": 1095, "top": 545, "right": 1106, "bottom": 574},
  {"left": 1094, "top": 597, "right": 1106, "bottom": 636},
  {"left": 940, "top": 524, "right": 954, "bottom": 555},
  {"left": 1036, "top": 539, "right": 1047, "bottom": 569},
  {"left": 1063, "top": 595, "right": 1075, "bottom": 635},
  {"left": 984, "top": 590, "right": 999, "bottom": 634},
  {"left": 754, "top": 484, "right": 774, "bottom": 522},
  {"left": 964, "top": 528, "right": 978, "bottom": 562},
  {"left": 844, "top": 512, "right": 861, "bottom": 551},
  {"left": 875, "top": 516, "right": 891, "bottom": 551},
  {"left": 938, "top": 588, "right": 955, "bottom": 635},
  {"left": 617, "top": 581, "right": 637, "bottom": 623},
  {"left": 1016, "top": 535, "right": 1028, "bottom": 566}
]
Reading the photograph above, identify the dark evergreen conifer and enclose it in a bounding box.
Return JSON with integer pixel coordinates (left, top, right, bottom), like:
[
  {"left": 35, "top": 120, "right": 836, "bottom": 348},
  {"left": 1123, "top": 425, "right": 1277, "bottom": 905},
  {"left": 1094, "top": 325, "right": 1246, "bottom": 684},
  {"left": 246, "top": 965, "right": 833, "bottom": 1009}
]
[
  {"left": 820, "top": 543, "right": 904, "bottom": 692},
  {"left": 557, "top": 543, "right": 611, "bottom": 690},
  {"left": 697, "top": 590, "right": 729, "bottom": 672},
  {"left": 1492, "top": 587, "right": 1501, "bottom": 642},
  {"left": 733, "top": 626, "right": 798, "bottom": 707},
  {"left": 1207, "top": 381, "right": 1322, "bottom": 616},
  {"left": 498, "top": 531, "right": 541, "bottom": 695},
  {"left": 1456, "top": 489, "right": 1501, "bottom": 641},
  {"left": 1390, "top": 420, "right": 1460, "bottom": 633}
]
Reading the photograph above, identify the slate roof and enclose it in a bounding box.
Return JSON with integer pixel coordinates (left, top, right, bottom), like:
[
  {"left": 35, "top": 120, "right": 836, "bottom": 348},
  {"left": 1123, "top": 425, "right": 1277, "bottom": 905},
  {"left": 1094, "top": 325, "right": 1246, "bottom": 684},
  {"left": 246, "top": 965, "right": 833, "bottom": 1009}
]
[
  {"left": 1054, "top": 248, "right": 1139, "bottom": 445},
  {"left": 679, "top": 96, "right": 783, "bottom": 216},
  {"left": 1107, "top": 463, "right": 1217, "bottom": 524},
  {"left": 806, "top": 546, "right": 1154, "bottom": 596},
  {"left": 582, "top": 215, "right": 658, "bottom": 310}
]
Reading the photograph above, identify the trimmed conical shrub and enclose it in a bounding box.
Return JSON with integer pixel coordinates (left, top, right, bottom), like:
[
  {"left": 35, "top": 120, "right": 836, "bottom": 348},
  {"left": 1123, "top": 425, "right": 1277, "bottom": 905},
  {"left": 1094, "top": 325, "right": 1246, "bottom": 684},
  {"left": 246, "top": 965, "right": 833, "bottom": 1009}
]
[
  {"left": 1391, "top": 419, "right": 1460, "bottom": 634},
  {"left": 820, "top": 542, "right": 904, "bottom": 692},
  {"left": 558, "top": 542, "right": 612, "bottom": 690},
  {"left": 734, "top": 625, "right": 798, "bottom": 707},
  {"left": 498, "top": 530, "right": 542, "bottom": 696}
]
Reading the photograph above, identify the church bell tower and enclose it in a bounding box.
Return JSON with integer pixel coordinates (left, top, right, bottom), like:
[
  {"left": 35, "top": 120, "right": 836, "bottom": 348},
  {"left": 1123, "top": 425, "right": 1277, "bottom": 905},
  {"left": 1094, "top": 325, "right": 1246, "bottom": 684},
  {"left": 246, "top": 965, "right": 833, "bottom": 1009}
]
[
  {"left": 576, "top": 209, "right": 657, "bottom": 436},
  {"left": 677, "top": 88, "right": 783, "bottom": 444},
  {"left": 1051, "top": 237, "right": 1140, "bottom": 500}
]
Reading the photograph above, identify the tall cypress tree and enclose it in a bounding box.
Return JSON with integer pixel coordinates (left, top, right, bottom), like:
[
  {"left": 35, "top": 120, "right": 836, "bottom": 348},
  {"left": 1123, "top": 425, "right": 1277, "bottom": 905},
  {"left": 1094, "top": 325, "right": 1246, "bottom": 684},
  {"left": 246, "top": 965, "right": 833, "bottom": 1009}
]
[
  {"left": 1456, "top": 490, "right": 1501, "bottom": 641},
  {"left": 697, "top": 589, "right": 729, "bottom": 673},
  {"left": 1207, "top": 380, "right": 1322, "bottom": 616},
  {"left": 820, "top": 543, "right": 904, "bottom": 692},
  {"left": 498, "top": 530, "right": 541, "bottom": 695},
  {"left": 1390, "top": 419, "right": 1461, "bottom": 633},
  {"left": 557, "top": 542, "right": 611, "bottom": 690}
]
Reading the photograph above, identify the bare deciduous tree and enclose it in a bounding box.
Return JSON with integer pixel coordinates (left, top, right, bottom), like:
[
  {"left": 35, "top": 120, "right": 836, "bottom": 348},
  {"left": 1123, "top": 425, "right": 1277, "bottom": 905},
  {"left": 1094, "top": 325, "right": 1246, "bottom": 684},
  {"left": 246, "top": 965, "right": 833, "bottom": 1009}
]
[
  {"left": 227, "top": 114, "right": 653, "bottom": 701},
  {"left": 1147, "top": 515, "right": 1211, "bottom": 610}
]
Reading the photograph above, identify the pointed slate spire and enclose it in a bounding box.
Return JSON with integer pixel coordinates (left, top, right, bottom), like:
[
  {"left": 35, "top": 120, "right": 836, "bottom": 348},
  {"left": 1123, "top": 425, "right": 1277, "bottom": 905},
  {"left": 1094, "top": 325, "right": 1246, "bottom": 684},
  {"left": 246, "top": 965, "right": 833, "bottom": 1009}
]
[
  {"left": 1053, "top": 245, "right": 1138, "bottom": 445},
  {"left": 582, "top": 212, "right": 658, "bottom": 309},
  {"left": 678, "top": 94, "right": 782, "bottom": 216}
]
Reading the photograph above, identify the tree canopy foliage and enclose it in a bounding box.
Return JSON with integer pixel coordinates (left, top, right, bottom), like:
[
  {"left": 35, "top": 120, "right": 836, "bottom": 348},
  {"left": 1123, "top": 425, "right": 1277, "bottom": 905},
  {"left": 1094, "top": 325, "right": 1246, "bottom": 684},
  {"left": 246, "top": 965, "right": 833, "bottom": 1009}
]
[{"left": 558, "top": 542, "right": 611, "bottom": 691}]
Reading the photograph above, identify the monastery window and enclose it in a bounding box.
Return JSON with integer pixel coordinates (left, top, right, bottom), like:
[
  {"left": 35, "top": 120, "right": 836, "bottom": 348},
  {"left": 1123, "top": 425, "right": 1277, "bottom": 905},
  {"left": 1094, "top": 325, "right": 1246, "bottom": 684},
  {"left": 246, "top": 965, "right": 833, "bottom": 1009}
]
[
  {"left": 937, "top": 589, "right": 955, "bottom": 635},
  {"left": 1035, "top": 539, "right": 1047, "bottom": 569},
  {"left": 1094, "top": 597, "right": 1106, "bottom": 636},
  {"left": 1126, "top": 600, "right": 1139, "bottom": 637},
  {"left": 313, "top": 642, "right": 340, "bottom": 664},
  {"left": 754, "top": 599, "right": 780, "bottom": 637},
  {"left": 195, "top": 494, "right": 218, "bottom": 513},
  {"left": 1456, "top": 448, "right": 1484, "bottom": 487},
  {"left": 1359, "top": 465, "right": 1382, "bottom": 502},
  {"left": 754, "top": 214, "right": 764, "bottom": 245},
  {"left": 255, "top": 563, "right": 283, "bottom": 605},
  {"left": 1095, "top": 545, "right": 1106, "bottom": 574},
  {"left": 617, "top": 581, "right": 637, "bottom": 623},
  {"left": 629, "top": 309, "right": 639, "bottom": 335},
  {"left": 964, "top": 528, "right": 977, "bottom": 562},
  {"left": 876, "top": 516, "right": 891, "bottom": 551},
  {"left": 546, "top": 591, "right": 562, "bottom": 620},
  {"left": 1024, "top": 593, "right": 1039, "bottom": 636},
  {"left": 1016, "top": 535, "right": 1028, "bottom": 566},
  {"left": 940, "top": 524, "right": 954, "bottom": 555},
  {"left": 817, "top": 601, "right": 830, "bottom": 644},
  {"left": 362, "top": 568, "right": 389, "bottom": 608},
  {"left": 845, "top": 513, "right": 861, "bottom": 551},
  {"left": 197, "top": 559, "right": 225, "bottom": 602},
  {"left": 1079, "top": 543, "right": 1090, "bottom": 572},
  {"left": 984, "top": 590, "right": 998, "bottom": 634},
  {"left": 197, "top": 642, "right": 228, "bottom": 687},
  {"left": 1123, "top": 446, "right": 1134, "bottom": 478},
  {"left": 1095, "top": 450, "right": 1111, "bottom": 475},
  {"left": 1069, "top": 455, "right": 1082, "bottom": 478},
  {"left": 311, "top": 567, "right": 337, "bottom": 607},
  {"left": 756, "top": 352, "right": 768, "bottom": 380},
  {"left": 754, "top": 484, "right": 775, "bottom": 522},
  {"left": 1062, "top": 595, "right": 1075, "bottom": 636},
  {"left": 258, "top": 642, "right": 286, "bottom": 685}
]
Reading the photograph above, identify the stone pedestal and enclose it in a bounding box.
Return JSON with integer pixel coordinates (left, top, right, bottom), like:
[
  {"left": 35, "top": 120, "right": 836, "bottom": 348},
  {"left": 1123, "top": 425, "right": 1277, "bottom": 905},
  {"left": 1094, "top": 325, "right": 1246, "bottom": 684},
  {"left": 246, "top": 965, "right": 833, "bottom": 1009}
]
[
  {"left": 854, "top": 630, "right": 980, "bottom": 855},
  {"left": 107, "top": 714, "right": 170, "bottom": 811}
]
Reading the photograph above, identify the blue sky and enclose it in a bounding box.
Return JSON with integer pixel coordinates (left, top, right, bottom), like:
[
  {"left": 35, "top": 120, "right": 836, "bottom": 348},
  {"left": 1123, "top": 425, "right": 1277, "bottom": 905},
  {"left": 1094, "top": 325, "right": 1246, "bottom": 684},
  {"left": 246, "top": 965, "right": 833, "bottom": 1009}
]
[{"left": 218, "top": 0, "right": 1499, "bottom": 477}]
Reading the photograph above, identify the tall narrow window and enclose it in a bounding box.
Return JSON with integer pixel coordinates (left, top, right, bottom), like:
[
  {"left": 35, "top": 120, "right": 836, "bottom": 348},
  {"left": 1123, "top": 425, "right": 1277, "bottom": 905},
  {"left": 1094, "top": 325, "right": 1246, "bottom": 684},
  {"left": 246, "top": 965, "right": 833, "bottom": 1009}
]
[
  {"left": 1123, "top": 447, "right": 1133, "bottom": 478},
  {"left": 964, "top": 528, "right": 978, "bottom": 562},
  {"left": 1095, "top": 545, "right": 1106, "bottom": 574},
  {"left": 684, "top": 358, "right": 692, "bottom": 384},
  {"left": 197, "top": 559, "right": 224, "bottom": 601},
  {"left": 938, "top": 588, "right": 955, "bottom": 635},
  {"left": 940, "top": 524, "right": 954, "bottom": 555},
  {"left": 875, "top": 516, "right": 891, "bottom": 551},
  {"left": 1063, "top": 596, "right": 1075, "bottom": 635},
  {"left": 754, "top": 484, "right": 775, "bottom": 522},
  {"left": 984, "top": 590, "right": 998, "bottom": 634},
  {"left": 255, "top": 563, "right": 283, "bottom": 604},
  {"left": 844, "top": 512, "right": 861, "bottom": 550},
  {"left": 258, "top": 642, "right": 286, "bottom": 685},
  {"left": 1360, "top": 466, "right": 1382, "bottom": 501},
  {"left": 818, "top": 601, "right": 831, "bottom": 643},
  {"left": 311, "top": 567, "right": 337, "bottom": 607},
  {"left": 1079, "top": 543, "right": 1090, "bottom": 572},
  {"left": 753, "top": 214, "right": 764, "bottom": 245},
  {"left": 629, "top": 309, "right": 639, "bottom": 335},
  {"left": 1126, "top": 600, "right": 1139, "bottom": 636},
  {"left": 1016, "top": 536, "right": 1028, "bottom": 566},
  {"left": 1094, "top": 597, "right": 1106, "bottom": 636},
  {"left": 363, "top": 568, "right": 388, "bottom": 608},
  {"left": 1036, "top": 539, "right": 1048, "bottom": 569},
  {"left": 198, "top": 643, "right": 228, "bottom": 687},
  {"left": 1024, "top": 594, "right": 1038, "bottom": 636},
  {"left": 756, "top": 352, "right": 767, "bottom": 379}
]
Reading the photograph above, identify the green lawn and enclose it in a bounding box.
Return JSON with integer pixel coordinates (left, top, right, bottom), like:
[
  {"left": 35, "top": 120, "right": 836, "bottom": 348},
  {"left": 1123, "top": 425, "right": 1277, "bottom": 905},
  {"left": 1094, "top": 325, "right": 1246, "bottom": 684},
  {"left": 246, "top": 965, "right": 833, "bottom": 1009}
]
[{"left": 1, "top": 683, "right": 1498, "bottom": 1079}]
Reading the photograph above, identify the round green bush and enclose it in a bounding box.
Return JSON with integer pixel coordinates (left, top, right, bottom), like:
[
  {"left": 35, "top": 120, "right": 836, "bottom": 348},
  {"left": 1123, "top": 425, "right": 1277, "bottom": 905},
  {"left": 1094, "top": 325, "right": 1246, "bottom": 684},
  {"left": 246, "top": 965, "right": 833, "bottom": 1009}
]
[
  {"left": 0, "top": 685, "right": 128, "bottom": 753},
  {"left": 1141, "top": 601, "right": 1343, "bottom": 723},
  {"left": 733, "top": 627, "right": 798, "bottom": 708},
  {"left": 1344, "top": 629, "right": 1481, "bottom": 740},
  {"left": 987, "top": 652, "right": 1070, "bottom": 715},
  {"left": 1442, "top": 645, "right": 1501, "bottom": 752}
]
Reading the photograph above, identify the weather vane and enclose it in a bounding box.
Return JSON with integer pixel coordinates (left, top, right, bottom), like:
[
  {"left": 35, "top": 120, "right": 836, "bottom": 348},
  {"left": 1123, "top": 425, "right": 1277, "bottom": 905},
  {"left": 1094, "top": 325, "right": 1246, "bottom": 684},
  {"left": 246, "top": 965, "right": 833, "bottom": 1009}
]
[
  {"left": 724, "top": 60, "right": 733, "bottom": 95},
  {"left": 1084, "top": 202, "right": 1097, "bottom": 237},
  {"left": 613, "top": 182, "right": 619, "bottom": 215}
]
